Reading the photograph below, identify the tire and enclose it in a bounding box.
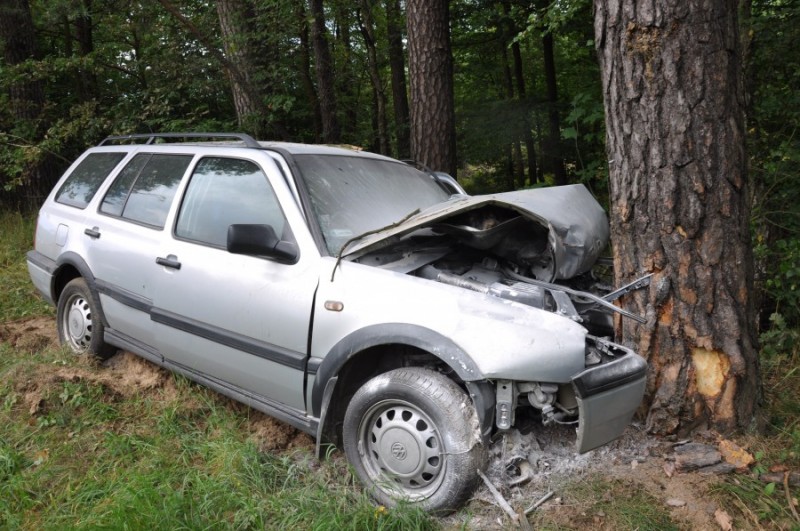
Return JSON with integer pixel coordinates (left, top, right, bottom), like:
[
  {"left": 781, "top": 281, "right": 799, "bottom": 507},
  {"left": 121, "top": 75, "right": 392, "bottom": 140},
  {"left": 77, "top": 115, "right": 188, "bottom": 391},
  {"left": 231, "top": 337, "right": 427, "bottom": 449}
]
[
  {"left": 343, "top": 367, "right": 486, "bottom": 514},
  {"left": 56, "top": 278, "right": 116, "bottom": 359}
]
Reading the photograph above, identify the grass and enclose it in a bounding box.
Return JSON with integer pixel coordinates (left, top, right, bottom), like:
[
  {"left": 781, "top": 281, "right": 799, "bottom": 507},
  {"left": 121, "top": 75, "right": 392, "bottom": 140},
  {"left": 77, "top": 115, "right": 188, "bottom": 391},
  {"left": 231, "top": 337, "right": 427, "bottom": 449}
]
[{"left": 0, "top": 210, "right": 52, "bottom": 322}]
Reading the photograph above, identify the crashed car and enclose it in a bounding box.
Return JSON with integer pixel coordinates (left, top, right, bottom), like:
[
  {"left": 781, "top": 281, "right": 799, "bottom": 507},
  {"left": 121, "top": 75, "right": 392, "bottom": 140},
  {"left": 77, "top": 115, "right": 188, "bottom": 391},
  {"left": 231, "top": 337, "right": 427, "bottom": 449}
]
[{"left": 27, "top": 133, "right": 647, "bottom": 513}]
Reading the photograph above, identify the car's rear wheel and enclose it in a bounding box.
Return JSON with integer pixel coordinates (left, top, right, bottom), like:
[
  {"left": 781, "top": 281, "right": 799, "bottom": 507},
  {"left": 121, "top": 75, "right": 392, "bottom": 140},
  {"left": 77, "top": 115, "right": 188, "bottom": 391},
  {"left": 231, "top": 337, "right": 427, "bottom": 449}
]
[
  {"left": 56, "top": 278, "right": 115, "bottom": 359},
  {"left": 343, "top": 367, "right": 486, "bottom": 514}
]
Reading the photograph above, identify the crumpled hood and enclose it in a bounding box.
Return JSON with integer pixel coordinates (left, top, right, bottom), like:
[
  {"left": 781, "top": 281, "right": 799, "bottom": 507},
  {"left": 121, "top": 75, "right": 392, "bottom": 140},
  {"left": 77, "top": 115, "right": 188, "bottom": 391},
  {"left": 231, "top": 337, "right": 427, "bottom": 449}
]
[{"left": 343, "top": 184, "right": 609, "bottom": 280}]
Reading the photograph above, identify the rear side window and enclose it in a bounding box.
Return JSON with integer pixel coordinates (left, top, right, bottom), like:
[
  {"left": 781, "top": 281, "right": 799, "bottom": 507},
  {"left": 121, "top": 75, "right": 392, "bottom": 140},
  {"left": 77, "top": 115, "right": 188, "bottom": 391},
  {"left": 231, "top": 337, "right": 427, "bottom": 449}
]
[
  {"left": 55, "top": 153, "right": 126, "bottom": 209},
  {"left": 175, "top": 157, "right": 285, "bottom": 248},
  {"left": 100, "top": 153, "right": 192, "bottom": 228}
]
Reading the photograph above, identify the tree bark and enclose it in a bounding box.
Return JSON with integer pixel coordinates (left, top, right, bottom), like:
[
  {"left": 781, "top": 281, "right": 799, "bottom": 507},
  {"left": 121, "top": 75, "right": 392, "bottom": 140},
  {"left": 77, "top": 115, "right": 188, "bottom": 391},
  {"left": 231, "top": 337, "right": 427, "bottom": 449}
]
[
  {"left": 406, "top": 0, "right": 457, "bottom": 177},
  {"left": 309, "top": 0, "right": 341, "bottom": 143},
  {"left": 216, "top": 0, "right": 269, "bottom": 138},
  {"left": 595, "top": 0, "right": 759, "bottom": 435},
  {"left": 296, "top": 1, "right": 322, "bottom": 142},
  {"left": 385, "top": 0, "right": 411, "bottom": 159}
]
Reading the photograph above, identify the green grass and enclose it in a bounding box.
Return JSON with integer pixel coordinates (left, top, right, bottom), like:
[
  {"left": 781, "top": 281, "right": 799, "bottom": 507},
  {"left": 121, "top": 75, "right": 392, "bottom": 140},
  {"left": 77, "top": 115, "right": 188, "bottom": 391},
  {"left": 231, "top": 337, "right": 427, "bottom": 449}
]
[{"left": 0, "top": 210, "right": 52, "bottom": 322}]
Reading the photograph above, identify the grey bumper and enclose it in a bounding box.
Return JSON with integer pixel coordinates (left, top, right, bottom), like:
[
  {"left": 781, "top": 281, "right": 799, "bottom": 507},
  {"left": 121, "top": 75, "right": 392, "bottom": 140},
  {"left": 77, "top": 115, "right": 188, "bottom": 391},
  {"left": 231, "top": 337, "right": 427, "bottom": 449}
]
[{"left": 572, "top": 347, "right": 647, "bottom": 453}]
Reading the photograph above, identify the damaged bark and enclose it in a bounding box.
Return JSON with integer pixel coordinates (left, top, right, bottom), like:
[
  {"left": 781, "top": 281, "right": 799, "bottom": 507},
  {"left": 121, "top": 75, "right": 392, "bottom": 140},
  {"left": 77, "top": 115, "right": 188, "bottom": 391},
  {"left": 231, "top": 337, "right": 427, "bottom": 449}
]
[{"left": 594, "top": 0, "right": 759, "bottom": 435}]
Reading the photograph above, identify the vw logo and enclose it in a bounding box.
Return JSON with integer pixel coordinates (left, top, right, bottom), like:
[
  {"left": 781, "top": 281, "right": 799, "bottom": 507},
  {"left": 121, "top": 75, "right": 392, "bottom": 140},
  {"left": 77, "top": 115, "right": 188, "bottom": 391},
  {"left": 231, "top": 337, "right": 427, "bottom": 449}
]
[{"left": 390, "top": 442, "right": 407, "bottom": 460}]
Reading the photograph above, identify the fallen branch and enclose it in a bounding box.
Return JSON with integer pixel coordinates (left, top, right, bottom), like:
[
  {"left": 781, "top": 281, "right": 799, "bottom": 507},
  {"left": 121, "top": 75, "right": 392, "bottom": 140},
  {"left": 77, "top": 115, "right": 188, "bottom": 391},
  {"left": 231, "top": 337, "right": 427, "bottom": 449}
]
[
  {"left": 478, "top": 469, "right": 518, "bottom": 523},
  {"left": 524, "top": 491, "right": 555, "bottom": 515}
]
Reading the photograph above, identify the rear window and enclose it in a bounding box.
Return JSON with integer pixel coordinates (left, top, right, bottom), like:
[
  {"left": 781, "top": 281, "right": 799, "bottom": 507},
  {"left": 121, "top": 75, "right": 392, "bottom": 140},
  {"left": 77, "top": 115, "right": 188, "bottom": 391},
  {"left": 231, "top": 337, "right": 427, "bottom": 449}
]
[{"left": 55, "top": 153, "right": 126, "bottom": 209}]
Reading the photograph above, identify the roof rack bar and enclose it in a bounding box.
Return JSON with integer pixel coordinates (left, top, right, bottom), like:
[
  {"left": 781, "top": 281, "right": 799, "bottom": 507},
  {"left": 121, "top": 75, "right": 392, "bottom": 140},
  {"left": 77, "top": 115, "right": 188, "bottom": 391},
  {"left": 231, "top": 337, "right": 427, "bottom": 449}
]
[{"left": 98, "top": 132, "right": 261, "bottom": 148}]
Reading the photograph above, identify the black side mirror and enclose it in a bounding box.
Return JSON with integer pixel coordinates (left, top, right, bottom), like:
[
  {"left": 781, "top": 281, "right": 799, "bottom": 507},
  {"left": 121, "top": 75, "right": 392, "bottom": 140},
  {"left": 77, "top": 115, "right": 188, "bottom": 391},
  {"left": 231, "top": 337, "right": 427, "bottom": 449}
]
[{"left": 227, "top": 224, "right": 299, "bottom": 263}]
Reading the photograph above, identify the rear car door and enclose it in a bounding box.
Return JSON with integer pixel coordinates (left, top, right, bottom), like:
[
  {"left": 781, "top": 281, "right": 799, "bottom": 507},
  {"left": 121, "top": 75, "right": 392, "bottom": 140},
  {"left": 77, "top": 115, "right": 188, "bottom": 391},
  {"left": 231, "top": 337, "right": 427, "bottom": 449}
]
[
  {"left": 151, "top": 155, "right": 319, "bottom": 412},
  {"left": 83, "top": 151, "right": 193, "bottom": 350}
]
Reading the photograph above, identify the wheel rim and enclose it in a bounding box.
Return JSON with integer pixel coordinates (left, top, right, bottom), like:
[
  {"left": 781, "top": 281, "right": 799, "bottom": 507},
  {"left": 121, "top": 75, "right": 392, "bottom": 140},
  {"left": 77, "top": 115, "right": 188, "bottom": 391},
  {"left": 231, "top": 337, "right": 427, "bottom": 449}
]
[
  {"left": 62, "top": 293, "right": 93, "bottom": 351},
  {"left": 357, "top": 399, "right": 445, "bottom": 500}
]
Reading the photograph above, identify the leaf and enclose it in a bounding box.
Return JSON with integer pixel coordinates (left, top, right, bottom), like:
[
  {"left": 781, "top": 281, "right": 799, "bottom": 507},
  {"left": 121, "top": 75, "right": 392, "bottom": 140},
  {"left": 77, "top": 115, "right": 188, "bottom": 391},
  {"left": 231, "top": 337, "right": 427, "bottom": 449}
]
[
  {"left": 764, "top": 482, "right": 776, "bottom": 495},
  {"left": 714, "top": 509, "right": 733, "bottom": 531}
]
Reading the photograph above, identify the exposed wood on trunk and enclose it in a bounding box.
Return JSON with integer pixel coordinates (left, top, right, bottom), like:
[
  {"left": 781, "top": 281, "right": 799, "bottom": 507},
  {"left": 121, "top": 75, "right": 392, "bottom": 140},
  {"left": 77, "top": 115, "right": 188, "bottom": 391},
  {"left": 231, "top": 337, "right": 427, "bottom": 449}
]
[{"left": 594, "top": 0, "right": 760, "bottom": 435}]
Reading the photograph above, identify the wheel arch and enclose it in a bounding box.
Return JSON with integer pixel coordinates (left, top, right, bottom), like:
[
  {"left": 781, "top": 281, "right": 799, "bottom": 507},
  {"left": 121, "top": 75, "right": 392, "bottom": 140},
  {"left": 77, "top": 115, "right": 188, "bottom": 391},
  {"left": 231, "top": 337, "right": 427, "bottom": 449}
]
[
  {"left": 311, "top": 324, "right": 494, "bottom": 454},
  {"left": 52, "top": 252, "right": 108, "bottom": 327}
]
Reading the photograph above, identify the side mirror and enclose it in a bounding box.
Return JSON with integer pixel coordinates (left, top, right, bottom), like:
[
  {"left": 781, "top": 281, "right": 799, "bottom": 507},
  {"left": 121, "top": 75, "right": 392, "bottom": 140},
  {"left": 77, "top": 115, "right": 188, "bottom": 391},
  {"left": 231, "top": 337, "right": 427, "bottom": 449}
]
[{"left": 227, "top": 224, "right": 298, "bottom": 263}]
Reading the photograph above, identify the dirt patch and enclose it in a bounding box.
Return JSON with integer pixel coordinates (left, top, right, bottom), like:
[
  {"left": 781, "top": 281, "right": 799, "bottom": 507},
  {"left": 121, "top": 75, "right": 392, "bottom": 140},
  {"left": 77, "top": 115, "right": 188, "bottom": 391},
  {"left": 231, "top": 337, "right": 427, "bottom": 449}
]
[
  {"left": 0, "top": 316, "right": 59, "bottom": 353},
  {"left": 248, "top": 411, "right": 314, "bottom": 453}
]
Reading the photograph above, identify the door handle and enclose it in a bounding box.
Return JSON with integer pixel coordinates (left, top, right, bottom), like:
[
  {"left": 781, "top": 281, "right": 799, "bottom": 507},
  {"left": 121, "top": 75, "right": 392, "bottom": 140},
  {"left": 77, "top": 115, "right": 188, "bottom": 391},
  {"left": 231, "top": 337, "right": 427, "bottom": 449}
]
[
  {"left": 156, "top": 255, "right": 181, "bottom": 270},
  {"left": 84, "top": 227, "right": 101, "bottom": 239}
]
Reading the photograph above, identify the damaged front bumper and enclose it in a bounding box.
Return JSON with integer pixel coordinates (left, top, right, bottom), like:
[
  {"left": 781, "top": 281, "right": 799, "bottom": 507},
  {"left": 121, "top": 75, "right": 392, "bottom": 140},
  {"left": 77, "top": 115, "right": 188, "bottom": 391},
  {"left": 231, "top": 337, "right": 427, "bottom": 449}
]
[{"left": 571, "top": 340, "right": 647, "bottom": 453}]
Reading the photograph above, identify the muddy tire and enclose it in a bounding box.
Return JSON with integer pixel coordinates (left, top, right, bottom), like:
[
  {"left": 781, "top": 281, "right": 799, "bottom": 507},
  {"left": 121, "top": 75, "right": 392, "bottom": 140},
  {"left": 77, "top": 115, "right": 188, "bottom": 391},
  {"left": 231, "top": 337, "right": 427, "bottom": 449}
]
[
  {"left": 343, "top": 367, "right": 486, "bottom": 514},
  {"left": 56, "top": 278, "right": 115, "bottom": 359}
]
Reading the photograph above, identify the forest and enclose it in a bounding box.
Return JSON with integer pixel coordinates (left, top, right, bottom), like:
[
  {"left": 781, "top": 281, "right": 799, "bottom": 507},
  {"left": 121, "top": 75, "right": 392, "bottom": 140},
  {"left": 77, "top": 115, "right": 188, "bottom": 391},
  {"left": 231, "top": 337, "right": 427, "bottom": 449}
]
[{"left": 1, "top": 0, "right": 799, "bottom": 527}]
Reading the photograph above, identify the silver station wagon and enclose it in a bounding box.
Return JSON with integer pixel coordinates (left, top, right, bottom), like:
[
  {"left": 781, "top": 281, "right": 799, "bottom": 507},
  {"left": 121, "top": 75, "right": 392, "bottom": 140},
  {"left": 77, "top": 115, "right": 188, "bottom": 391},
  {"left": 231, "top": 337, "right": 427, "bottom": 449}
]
[{"left": 27, "top": 133, "right": 648, "bottom": 513}]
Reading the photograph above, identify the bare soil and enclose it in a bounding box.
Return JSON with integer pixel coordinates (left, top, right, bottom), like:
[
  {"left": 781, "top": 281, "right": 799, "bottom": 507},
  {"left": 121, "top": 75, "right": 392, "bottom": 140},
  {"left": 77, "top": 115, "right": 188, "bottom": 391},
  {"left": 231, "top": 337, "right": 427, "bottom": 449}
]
[{"left": 2, "top": 317, "right": 746, "bottom": 529}]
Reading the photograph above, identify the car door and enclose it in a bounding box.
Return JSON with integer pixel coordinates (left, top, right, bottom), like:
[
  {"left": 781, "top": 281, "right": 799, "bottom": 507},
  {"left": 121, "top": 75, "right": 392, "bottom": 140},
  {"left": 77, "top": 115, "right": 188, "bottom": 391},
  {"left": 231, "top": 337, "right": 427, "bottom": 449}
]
[
  {"left": 151, "top": 155, "right": 319, "bottom": 412},
  {"left": 83, "top": 152, "right": 194, "bottom": 350}
]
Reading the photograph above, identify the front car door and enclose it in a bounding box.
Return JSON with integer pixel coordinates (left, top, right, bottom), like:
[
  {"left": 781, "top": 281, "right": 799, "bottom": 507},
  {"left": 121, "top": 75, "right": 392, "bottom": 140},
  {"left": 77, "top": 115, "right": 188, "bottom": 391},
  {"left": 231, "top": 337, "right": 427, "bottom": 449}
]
[{"left": 151, "top": 155, "right": 319, "bottom": 414}]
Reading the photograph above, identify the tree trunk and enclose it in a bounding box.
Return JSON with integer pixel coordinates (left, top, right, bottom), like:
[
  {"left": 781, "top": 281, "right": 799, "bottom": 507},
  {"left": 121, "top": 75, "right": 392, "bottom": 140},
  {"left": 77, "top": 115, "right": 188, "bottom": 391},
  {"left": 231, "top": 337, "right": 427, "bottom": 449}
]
[
  {"left": 406, "top": 0, "right": 457, "bottom": 176},
  {"left": 595, "top": 0, "right": 759, "bottom": 435},
  {"left": 309, "top": 0, "right": 341, "bottom": 143},
  {"left": 359, "top": 2, "right": 389, "bottom": 154},
  {"left": 74, "top": 0, "right": 97, "bottom": 101},
  {"left": 216, "top": 0, "right": 268, "bottom": 138},
  {"left": 296, "top": 1, "right": 322, "bottom": 142},
  {"left": 542, "top": 31, "right": 567, "bottom": 185},
  {"left": 385, "top": 0, "right": 411, "bottom": 159}
]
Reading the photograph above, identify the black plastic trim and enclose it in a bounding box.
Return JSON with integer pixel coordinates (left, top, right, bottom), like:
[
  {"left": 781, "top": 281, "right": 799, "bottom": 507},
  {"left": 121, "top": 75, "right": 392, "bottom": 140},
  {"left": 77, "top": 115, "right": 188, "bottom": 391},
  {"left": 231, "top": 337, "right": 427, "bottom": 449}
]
[
  {"left": 571, "top": 352, "right": 648, "bottom": 399},
  {"left": 310, "top": 323, "right": 483, "bottom": 416},
  {"left": 150, "top": 307, "right": 307, "bottom": 371},
  {"left": 95, "top": 279, "right": 153, "bottom": 314},
  {"left": 26, "top": 250, "right": 57, "bottom": 274}
]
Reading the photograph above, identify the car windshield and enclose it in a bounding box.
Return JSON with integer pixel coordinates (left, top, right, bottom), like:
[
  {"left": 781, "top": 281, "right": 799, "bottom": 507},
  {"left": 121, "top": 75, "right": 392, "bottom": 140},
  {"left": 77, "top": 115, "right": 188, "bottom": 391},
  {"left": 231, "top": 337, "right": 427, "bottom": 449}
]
[{"left": 295, "top": 154, "right": 450, "bottom": 255}]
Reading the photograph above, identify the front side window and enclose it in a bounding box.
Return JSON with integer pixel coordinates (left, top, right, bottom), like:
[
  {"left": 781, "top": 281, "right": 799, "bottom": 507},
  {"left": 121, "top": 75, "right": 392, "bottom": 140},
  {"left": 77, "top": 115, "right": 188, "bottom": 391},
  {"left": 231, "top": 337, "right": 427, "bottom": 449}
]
[
  {"left": 100, "top": 154, "right": 191, "bottom": 228},
  {"left": 55, "top": 152, "right": 126, "bottom": 209},
  {"left": 175, "top": 157, "right": 286, "bottom": 248}
]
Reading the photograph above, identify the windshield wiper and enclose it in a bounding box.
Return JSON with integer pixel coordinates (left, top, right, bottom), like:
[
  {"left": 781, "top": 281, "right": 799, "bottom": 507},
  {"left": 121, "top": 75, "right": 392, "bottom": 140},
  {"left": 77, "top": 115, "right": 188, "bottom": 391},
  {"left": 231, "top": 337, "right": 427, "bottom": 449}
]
[{"left": 331, "top": 208, "right": 421, "bottom": 281}]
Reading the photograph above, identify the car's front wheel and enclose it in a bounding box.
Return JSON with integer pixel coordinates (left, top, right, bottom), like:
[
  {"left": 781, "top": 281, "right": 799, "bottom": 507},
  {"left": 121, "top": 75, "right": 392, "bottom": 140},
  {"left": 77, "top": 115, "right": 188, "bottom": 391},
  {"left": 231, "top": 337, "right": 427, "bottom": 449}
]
[
  {"left": 56, "top": 278, "right": 115, "bottom": 359},
  {"left": 343, "top": 367, "right": 486, "bottom": 514}
]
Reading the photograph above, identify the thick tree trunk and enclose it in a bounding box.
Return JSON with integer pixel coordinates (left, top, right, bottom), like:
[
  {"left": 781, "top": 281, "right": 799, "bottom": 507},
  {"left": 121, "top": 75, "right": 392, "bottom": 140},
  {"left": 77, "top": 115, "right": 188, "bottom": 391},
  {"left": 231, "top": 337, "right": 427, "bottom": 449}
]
[
  {"left": 309, "top": 0, "right": 341, "bottom": 143},
  {"left": 406, "top": 0, "right": 457, "bottom": 177},
  {"left": 385, "top": 0, "right": 411, "bottom": 159},
  {"left": 595, "top": 0, "right": 759, "bottom": 435},
  {"left": 216, "top": 0, "right": 268, "bottom": 137}
]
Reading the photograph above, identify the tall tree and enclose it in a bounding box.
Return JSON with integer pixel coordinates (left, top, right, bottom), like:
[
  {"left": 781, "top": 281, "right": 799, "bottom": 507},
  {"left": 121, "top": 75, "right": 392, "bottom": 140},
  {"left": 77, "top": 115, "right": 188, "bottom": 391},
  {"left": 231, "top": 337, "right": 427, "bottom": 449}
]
[
  {"left": 595, "top": 0, "right": 759, "bottom": 434},
  {"left": 406, "top": 0, "right": 457, "bottom": 176},
  {"left": 541, "top": 28, "right": 567, "bottom": 185},
  {"left": 309, "top": 0, "right": 341, "bottom": 143},
  {"left": 385, "top": 0, "right": 410, "bottom": 159},
  {"left": 358, "top": 1, "right": 390, "bottom": 154}
]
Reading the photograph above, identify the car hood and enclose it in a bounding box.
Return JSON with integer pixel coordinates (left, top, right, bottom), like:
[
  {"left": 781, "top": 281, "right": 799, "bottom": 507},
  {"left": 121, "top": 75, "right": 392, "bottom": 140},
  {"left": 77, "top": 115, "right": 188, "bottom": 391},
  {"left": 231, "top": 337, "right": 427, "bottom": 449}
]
[{"left": 343, "top": 184, "right": 609, "bottom": 280}]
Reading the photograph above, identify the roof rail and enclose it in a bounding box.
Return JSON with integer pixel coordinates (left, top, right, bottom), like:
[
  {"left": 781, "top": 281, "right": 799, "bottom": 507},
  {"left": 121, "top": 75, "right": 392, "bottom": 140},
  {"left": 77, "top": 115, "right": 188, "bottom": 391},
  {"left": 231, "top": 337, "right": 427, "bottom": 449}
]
[{"left": 98, "top": 132, "right": 261, "bottom": 148}]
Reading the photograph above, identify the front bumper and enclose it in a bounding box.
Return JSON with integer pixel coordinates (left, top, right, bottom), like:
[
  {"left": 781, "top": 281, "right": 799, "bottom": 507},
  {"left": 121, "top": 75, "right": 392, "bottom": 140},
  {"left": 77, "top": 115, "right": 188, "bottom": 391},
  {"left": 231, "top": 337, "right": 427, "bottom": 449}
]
[{"left": 571, "top": 344, "right": 647, "bottom": 453}]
